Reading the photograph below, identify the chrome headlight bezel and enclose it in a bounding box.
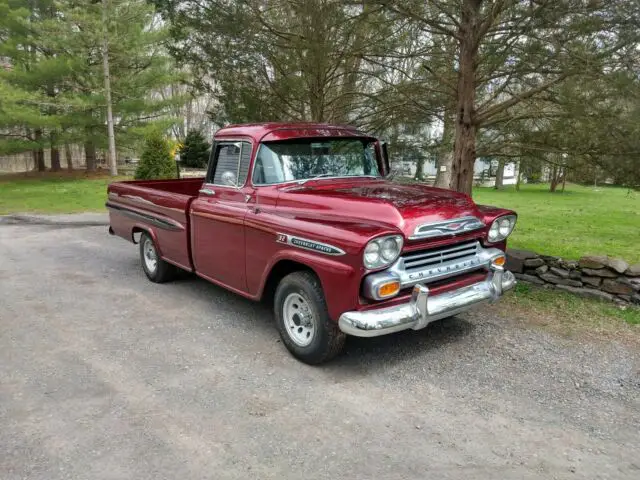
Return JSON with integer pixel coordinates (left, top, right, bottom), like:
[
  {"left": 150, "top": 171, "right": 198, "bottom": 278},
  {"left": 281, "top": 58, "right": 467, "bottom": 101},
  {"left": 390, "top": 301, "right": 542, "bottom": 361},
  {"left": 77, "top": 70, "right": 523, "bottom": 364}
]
[
  {"left": 363, "top": 234, "right": 404, "bottom": 269},
  {"left": 487, "top": 215, "right": 517, "bottom": 243}
]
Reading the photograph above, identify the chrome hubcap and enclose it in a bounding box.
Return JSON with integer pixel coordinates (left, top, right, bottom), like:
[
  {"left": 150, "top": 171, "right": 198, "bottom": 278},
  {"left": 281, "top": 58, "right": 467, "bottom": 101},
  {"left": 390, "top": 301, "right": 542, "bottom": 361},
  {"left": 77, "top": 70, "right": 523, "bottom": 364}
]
[
  {"left": 282, "top": 293, "right": 315, "bottom": 347},
  {"left": 143, "top": 238, "right": 158, "bottom": 273}
]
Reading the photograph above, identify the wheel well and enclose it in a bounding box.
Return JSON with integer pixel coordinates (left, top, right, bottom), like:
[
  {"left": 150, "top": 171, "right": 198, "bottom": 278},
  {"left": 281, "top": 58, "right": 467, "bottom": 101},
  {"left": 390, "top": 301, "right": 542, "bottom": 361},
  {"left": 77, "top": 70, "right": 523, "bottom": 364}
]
[
  {"left": 261, "top": 260, "right": 316, "bottom": 305},
  {"left": 131, "top": 227, "right": 146, "bottom": 244}
]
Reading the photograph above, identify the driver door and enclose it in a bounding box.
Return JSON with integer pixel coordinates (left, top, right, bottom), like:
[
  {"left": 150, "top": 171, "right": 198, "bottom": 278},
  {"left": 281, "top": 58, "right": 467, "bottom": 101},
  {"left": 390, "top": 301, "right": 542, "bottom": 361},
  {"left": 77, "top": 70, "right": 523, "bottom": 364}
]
[{"left": 190, "top": 140, "right": 253, "bottom": 293}]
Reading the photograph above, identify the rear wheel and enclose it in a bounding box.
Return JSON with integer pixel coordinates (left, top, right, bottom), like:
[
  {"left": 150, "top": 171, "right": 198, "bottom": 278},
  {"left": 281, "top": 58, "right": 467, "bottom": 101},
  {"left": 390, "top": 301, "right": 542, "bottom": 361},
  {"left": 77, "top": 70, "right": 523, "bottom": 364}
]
[
  {"left": 139, "top": 232, "right": 176, "bottom": 283},
  {"left": 274, "top": 271, "right": 345, "bottom": 364}
]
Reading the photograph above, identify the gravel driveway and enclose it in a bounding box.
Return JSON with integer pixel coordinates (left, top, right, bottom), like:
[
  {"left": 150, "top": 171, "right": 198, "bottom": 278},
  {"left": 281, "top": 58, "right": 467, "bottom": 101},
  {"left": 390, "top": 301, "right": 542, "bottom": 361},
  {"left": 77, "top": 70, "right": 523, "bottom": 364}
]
[{"left": 1, "top": 223, "right": 638, "bottom": 479}]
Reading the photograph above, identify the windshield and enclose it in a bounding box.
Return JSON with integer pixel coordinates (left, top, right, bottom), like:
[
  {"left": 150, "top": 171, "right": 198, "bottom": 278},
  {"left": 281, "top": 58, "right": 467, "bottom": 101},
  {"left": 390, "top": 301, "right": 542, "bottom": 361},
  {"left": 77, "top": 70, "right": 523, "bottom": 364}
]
[{"left": 252, "top": 138, "right": 380, "bottom": 185}]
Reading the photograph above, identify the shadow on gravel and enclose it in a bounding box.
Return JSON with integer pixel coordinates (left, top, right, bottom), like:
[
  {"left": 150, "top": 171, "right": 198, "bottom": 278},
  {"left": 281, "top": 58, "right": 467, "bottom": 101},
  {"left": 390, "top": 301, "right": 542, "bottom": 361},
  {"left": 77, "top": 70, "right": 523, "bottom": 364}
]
[
  {"left": 123, "top": 256, "right": 476, "bottom": 369},
  {"left": 328, "top": 316, "right": 475, "bottom": 373},
  {"left": 160, "top": 270, "right": 276, "bottom": 326}
]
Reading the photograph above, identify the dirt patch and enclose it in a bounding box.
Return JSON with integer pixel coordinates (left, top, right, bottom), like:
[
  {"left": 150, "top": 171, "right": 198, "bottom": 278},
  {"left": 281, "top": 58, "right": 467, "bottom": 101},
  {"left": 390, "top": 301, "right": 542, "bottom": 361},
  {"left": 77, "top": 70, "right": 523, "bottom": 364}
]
[{"left": 488, "top": 286, "right": 640, "bottom": 346}]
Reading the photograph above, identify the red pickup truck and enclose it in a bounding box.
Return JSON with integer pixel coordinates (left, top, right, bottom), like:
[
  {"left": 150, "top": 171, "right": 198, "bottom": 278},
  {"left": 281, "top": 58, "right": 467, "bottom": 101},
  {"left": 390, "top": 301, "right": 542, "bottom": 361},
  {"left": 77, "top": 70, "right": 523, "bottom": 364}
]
[{"left": 108, "top": 122, "right": 516, "bottom": 364}]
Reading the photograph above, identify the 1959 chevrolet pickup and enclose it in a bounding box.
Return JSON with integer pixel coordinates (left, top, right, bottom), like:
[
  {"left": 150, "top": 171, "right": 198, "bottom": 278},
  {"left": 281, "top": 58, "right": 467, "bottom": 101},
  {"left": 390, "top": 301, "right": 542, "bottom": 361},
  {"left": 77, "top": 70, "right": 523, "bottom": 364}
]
[{"left": 107, "top": 122, "right": 517, "bottom": 364}]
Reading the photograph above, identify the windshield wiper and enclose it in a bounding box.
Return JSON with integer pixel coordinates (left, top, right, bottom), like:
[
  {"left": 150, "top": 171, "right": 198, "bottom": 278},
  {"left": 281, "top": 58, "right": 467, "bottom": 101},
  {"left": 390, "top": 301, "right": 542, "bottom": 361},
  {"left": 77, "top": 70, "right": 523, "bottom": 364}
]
[
  {"left": 297, "top": 174, "right": 379, "bottom": 186},
  {"left": 297, "top": 173, "right": 337, "bottom": 185}
]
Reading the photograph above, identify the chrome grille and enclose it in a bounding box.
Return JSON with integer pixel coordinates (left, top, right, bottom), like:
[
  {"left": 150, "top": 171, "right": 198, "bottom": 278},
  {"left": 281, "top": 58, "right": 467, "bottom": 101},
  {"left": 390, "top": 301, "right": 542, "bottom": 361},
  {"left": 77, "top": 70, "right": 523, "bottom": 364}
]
[{"left": 402, "top": 241, "right": 479, "bottom": 272}]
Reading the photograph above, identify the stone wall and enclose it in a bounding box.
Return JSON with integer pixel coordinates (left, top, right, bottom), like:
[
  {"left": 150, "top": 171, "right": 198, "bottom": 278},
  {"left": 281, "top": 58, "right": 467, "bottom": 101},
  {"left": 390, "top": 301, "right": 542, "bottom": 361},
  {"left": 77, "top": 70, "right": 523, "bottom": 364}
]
[{"left": 506, "top": 249, "right": 640, "bottom": 305}]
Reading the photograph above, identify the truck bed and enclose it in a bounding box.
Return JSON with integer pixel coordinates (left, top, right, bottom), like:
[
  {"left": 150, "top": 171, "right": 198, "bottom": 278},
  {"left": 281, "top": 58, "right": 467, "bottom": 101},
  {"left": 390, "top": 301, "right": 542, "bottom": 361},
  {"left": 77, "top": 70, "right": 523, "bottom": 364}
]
[
  {"left": 107, "top": 177, "right": 204, "bottom": 271},
  {"left": 113, "top": 177, "right": 205, "bottom": 196}
]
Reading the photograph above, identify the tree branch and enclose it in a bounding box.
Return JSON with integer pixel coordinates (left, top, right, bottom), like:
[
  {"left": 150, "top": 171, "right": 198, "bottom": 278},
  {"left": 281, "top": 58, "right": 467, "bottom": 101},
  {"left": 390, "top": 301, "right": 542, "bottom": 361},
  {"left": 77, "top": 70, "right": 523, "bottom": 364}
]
[{"left": 476, "top": 74, "right": 569, "bottom": 125}]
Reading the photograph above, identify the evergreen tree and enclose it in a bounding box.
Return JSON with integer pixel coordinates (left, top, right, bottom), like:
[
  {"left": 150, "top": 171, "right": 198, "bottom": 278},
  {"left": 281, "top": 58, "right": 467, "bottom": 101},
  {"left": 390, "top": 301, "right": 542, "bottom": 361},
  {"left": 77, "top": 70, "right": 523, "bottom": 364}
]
[
  {"left": 134, "top": 134, "right": 176, "bottom": 180},
  {"left": 56, "top": 0, "right": 183, "bottom": 166},
  {"left": 178, "top": 130, "right": 210, "bottom": 168},
  {"left": 0, "top": 0, "right": 185, "bottom": 170},
  {"left": 0, "top": 0, "right": 63, "bottom": 167}
]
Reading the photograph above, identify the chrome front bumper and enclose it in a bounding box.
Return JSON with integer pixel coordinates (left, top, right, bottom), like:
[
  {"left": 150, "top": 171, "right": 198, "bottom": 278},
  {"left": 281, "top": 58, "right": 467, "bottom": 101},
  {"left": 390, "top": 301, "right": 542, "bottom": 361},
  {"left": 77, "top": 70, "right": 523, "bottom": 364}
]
[{"left": 338, "top": 267, "right": 516, "bottom": 337}]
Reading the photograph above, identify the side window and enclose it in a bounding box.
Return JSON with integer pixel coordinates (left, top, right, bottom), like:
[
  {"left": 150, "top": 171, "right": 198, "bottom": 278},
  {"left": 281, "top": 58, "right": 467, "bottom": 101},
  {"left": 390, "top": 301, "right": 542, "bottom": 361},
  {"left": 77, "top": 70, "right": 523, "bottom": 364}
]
[
  {"left": 210, "top": 141, "right": 252, "bottom": 187},
  {"left": 252, "top": 144, "right": 285, "bottom": 185}
]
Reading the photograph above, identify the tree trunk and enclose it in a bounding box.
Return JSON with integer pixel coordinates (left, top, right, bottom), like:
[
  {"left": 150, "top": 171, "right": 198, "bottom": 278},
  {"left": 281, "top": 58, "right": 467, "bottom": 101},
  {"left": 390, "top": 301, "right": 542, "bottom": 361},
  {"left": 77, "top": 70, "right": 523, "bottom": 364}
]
[
  {"left": 65, "top": 144, "right": 74, "bottom": 171},
  {"left": 50, "top": 131, "right": 61, "bottom": 172},
  {"left": 515, "top": 160, "right": 522, "bottom": 191},
  {"left": 33, "top": 128, "right": 46, "bottom": 172},
  {"left": 434, "top": 106, "right": 454, "bottom": 189},
  {"left": 333, "top": 5, "right": 366, "bottom": 124},
  {"left": 450, "top": 0, "right": 481, "bottom": 196},
  {"left": 549, "top": 164, "right": 559, "bottom": 192},
  {"left": 494, "top": 158, "right": 505, "bottom": 189},
  {"left": 32, "top": 149, "right": 45, "bottom": 172},
  {"left": 102, "top": 0, "right": 118, "bottom": 176},
  {"left": 434, "top": 35, "right": 457, "bottom": 189},
  {"left": 561, "top": 169, "right": 567, "bottom": 192},
  {"left": 414, "top": 156, "right": 425, "bottom": 181},
  {"left": 434, "top": 151, "right": 453, "bottom": 188},
  {"left": 85, "top": 141, "right": 97, "bottom": 172},
  {"left": 50, "top": 147, "right": 61, "bottom": 172}
]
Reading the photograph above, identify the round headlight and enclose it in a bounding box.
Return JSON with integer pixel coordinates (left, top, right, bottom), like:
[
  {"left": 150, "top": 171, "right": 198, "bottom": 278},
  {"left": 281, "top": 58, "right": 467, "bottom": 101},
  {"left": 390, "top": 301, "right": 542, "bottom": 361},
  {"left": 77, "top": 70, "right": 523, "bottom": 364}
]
[
  {"left": 364, "top": 241, "right": 380, "bottom": 267},
  {"left": 488, "top": 222, "right": 501, "bottom": 242},
  {"left": 381, "top": 237, "right": 400, "bottom": 261},
  {"left": 488, "top": 215, "right": 516, "bottom": 243},
  {"left": 363, "top": 235, "right": 404, "bottom": 269},
  {"left": 498, "top": 218, "right": 511, "bottom": 237}
]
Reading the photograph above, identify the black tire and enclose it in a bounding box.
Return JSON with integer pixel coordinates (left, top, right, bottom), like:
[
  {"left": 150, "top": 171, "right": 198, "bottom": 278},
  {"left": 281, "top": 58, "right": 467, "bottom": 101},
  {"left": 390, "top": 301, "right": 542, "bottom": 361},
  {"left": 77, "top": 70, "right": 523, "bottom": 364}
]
[
  {"left": 274, "top": 271, "right": 346, "bottom": 364},
  {"left": 139, "top": 232, "right": 177, "bottom": 283}
]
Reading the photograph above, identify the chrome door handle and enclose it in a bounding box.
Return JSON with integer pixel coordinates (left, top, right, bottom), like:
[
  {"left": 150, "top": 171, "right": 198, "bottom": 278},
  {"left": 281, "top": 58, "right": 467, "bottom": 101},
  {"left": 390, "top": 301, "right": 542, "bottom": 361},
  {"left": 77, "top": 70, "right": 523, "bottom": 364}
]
[{"left": 199, "top": 188, "right": 215, "bottom": 196}]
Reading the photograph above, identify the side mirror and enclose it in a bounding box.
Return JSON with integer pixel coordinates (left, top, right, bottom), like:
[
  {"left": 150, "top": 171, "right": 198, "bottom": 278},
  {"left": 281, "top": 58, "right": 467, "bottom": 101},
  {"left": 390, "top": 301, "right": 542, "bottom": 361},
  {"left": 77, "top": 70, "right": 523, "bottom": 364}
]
[
  {"left": 221, "top": 170, "right": 238, "bottom": 186},
  {"left": 380, "top": 140, "right": 391, "bottom": 176}
]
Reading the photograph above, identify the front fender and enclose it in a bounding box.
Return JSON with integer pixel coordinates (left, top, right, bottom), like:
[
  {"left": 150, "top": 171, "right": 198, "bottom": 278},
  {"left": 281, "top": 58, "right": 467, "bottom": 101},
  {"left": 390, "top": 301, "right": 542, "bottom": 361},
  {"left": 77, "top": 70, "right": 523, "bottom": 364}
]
[
  {"left": 258, "top": 249, "right": 361, "bottom": 322},
  {"left": 477, "top": 204, "right": 517, "bottom": 251}
]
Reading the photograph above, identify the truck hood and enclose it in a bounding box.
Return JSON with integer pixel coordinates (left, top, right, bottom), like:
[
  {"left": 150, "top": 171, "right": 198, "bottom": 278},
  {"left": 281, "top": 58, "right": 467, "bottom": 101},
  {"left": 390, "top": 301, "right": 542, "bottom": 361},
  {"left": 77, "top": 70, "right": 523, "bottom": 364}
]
[{"left": 276, "top": 179, "right": 485, "bottom": 239}]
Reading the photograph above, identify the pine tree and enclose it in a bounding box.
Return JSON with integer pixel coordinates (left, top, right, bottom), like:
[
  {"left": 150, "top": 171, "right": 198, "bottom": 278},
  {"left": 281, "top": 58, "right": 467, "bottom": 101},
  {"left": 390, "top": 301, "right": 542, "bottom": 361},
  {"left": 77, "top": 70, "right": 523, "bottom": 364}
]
[
  {"left": 134, "top": 134, "right": 176, "bottom": 180},
  {"left": 0, "top": 0, "right": 63, "bottom": 165},
  {"left": 57, "top": 0, "right": 184, "bottom": 167},
  {"left": 178, "top": 130, "right": 210, "bottom": 168},
  {"left": 1, "top": 0, "right": 185, "bottom": 170}
]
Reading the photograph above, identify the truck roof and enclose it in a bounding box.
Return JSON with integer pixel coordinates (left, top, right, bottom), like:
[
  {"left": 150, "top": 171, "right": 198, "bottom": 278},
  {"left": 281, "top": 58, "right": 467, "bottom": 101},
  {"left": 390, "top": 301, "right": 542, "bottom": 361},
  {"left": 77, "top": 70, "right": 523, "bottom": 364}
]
[{"left": 214, "top": 122, "right": 372, "bottom": 143}]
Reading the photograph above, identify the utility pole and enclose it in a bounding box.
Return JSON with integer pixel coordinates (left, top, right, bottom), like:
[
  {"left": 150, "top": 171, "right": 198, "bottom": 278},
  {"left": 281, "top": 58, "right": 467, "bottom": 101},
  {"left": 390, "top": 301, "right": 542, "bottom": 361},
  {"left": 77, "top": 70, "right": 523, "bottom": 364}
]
[{"left": 102, "top": 0, "right": 118, "bottom": 176}]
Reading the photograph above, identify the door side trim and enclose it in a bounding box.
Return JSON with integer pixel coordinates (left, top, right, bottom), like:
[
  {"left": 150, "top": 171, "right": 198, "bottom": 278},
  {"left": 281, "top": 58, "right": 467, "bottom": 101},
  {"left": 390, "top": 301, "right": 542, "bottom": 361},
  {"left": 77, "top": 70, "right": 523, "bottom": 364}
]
[{"left": 190, "top": 210, "right": 244, "bottom": 226}]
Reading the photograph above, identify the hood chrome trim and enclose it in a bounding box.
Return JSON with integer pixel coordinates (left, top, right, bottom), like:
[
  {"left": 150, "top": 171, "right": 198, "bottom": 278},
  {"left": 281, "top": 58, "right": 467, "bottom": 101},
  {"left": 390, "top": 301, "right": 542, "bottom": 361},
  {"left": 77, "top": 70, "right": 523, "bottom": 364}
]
[{"left": 410, "top": 216, "right": 485, "bottom": 240}]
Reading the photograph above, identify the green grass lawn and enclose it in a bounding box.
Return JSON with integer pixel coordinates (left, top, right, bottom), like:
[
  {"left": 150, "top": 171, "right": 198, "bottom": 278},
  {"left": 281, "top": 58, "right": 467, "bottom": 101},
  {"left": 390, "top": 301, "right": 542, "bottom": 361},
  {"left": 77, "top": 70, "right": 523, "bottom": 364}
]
[
  {"left": 474, "top": 183, "right": 640, "bottom": 263},
  {"left": 0, "top": 173, "right": 125, "bottom": 215}
]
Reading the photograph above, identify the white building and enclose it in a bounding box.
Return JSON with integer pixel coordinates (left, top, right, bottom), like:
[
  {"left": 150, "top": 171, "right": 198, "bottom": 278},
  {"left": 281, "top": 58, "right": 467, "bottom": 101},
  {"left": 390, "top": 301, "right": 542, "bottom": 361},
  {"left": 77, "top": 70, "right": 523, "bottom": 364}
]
[{"left": 395, "top": 158, "right": 519, "bottom": 187}]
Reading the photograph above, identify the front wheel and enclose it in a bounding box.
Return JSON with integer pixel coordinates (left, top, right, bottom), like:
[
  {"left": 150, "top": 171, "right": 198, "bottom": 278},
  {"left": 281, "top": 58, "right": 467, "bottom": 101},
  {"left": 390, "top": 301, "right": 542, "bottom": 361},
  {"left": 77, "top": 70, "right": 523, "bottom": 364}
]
[
  {"left": 139, "top": 232, "right": 176, "bottom": 283},
  {"left": 274, "top": 271, "right": 346, "bottom": 364}
]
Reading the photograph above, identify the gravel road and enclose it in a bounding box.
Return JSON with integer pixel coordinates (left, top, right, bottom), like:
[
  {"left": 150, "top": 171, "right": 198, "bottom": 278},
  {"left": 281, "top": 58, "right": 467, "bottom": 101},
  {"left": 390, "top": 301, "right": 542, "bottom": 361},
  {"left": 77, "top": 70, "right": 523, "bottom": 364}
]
[{"left": 1, "top": 223, "right": 638, "bottom": 479}]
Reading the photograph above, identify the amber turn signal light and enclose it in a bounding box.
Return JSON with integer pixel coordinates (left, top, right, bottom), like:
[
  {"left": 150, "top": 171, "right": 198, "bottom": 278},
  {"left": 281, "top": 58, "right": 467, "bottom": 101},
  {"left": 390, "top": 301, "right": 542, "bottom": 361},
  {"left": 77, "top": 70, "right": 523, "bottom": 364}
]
[
  {"left": 492, "top": 255, "right": 506, "bottom": 267},
  {"left": 378, "top": 281, "right": 401, "bottom": 299}
]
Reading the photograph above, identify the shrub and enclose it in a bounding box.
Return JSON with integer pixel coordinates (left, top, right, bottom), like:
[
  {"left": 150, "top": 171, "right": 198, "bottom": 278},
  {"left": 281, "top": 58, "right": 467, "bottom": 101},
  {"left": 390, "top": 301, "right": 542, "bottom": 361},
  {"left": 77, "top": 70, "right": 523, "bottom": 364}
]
[
  {"left": 179, "top": 130, "right": 210, "bottom": 168},
  {"left": 134, "top": 134, "right": 176, "bottom": 180}
]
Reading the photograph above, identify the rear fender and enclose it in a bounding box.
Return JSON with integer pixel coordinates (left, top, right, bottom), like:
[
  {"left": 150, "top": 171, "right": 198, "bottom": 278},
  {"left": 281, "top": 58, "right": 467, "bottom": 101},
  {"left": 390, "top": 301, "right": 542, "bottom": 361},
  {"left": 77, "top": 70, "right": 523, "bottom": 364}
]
[
  {"left": 131, "top": 224, "right": 163, "bottom": 256},
  {"left": 108, "top": 205, "right": 165, "bottom": 257},
  {"left": 107, "top": 197, "right": 192, "bottom": 271}
]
